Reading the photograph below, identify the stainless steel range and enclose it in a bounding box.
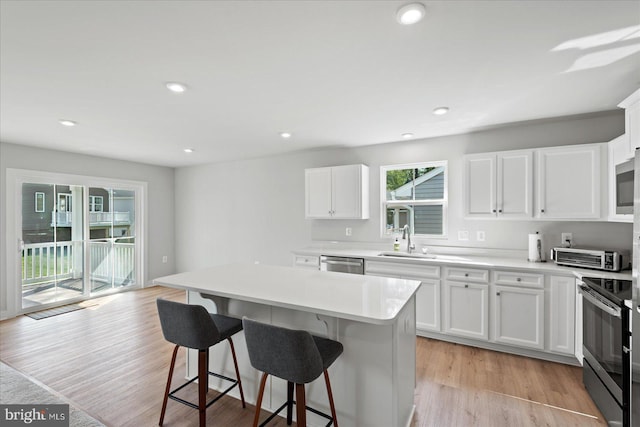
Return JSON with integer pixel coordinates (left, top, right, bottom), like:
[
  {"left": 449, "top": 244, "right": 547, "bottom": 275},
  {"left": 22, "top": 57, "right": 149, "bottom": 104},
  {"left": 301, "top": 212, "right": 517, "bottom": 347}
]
[{"left": 579, "top": 276, "right": 632, "bottom": 426}]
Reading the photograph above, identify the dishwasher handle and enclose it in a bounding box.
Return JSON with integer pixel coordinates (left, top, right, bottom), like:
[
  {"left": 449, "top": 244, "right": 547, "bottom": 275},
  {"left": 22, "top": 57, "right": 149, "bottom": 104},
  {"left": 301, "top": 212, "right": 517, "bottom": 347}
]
[{"left": 323, "top": 260, "right": 363, "bottom": 267}]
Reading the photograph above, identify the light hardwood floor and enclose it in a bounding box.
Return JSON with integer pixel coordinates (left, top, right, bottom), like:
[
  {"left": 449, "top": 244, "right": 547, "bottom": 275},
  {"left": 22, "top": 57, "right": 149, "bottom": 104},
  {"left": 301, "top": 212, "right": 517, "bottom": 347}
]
[{"left": 0, "top": 286, "right": 606, "bottom": 427}]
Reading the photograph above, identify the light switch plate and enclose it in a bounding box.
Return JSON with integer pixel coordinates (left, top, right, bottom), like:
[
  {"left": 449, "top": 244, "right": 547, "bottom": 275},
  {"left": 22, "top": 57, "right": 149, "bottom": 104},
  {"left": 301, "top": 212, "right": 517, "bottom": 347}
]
[
  {"left": 561, "top": 232, "right": 573, "bottom": 247},
  {"left": 346, "top": 227, "right": 352, "bottom": 236},
  {"left": 458, "top": 230, "right": 469, "bottom": 241},
  {"left": 477, "top": 231, "right": 485, "bottom": 241}
]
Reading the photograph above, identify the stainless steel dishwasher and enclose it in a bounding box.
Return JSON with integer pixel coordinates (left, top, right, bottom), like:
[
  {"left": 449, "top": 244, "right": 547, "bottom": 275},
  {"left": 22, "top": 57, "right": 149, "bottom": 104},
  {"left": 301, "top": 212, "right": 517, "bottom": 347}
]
[{"left": 319, "top": 255, "right": 365, "bottom": 274}]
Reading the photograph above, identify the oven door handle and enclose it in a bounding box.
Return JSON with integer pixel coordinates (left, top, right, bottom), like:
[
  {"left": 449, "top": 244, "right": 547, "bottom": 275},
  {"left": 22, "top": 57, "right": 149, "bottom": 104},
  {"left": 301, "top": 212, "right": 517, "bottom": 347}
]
[{"left": 578, "top": 285, "right": 622, "bottom": 318}]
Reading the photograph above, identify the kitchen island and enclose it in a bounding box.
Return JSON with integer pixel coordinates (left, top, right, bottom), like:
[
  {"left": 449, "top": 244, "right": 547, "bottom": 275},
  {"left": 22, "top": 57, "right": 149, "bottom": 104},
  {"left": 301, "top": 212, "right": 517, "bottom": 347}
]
[{"left": 153, "top": 263, "right": 421, "bottom": 427}]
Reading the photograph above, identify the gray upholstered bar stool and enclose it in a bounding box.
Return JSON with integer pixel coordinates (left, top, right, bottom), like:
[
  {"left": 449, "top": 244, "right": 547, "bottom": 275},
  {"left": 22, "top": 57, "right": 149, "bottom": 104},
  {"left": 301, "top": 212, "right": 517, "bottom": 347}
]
[
  {"left": 242, "top": 317, "right": 343, "bottom": 427},
  {"left": 156, "top": 299, "right": 245, "bottom": 427}
]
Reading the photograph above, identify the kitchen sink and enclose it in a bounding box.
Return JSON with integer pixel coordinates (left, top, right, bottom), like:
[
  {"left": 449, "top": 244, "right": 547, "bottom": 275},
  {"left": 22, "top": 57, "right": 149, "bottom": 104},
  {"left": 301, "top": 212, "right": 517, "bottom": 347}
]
[{"left": 378, "top": 251, "right": 437, "bottom": 259}]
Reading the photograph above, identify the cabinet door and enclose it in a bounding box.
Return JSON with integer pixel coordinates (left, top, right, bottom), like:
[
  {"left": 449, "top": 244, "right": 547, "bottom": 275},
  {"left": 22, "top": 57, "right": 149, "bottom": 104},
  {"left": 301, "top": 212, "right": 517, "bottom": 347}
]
[
  {"left": 416, "top": 279, "right": 440, "bottom": 332},
  {"left": 625, "top": 91, "right": 640, "bottom": 153},
  {"left": 493, "top": 285, "right": 544, "bottom": 349},
  {"left": 331, "top": 165, "right": 364, "bottom": 219},
  {"left": 464, "top": 154, "right": 496, "bottom": 217},
  {"left": 443, "top": 281, "right": 488, "bottom": 340},
  {"left": 497, "top": 151, "right": 533, "bottom": 218},
  {"left": 548, "top": 276, "right": 575, "bottom": 355},
  {"left": 305, "top": 168, "right": 332, "bottom": 218},
  {"left": 536, "top": 144, "right": 601, "bottom": 219}
]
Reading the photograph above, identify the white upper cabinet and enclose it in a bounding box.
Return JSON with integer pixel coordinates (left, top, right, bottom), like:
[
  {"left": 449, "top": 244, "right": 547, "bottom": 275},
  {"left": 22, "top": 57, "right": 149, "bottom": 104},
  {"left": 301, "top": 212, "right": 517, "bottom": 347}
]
[
  {"left": 536, "top": 144, "right": 603, "bottom": 219},
  {"left": 618, "top": 88, "right": 640, "bottom": 155},
  {"left": 464, "top": 150, "right": 533, "bottom": 218},
  {"left": 305, "top": 164, "right": 369, "bottom": 219}
]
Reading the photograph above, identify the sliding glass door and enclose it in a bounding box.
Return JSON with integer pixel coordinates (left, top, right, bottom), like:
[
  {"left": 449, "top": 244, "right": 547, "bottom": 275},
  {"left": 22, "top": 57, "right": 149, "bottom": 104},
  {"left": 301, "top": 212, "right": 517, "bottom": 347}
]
[
  {"left": 21, "top": 183, "right": 84, "bottom": 309},
  {"left": 89, "top": 187, "right": 136, "bottom": 293},
  {"left": 10, "top": 170, "right": 144, "bottom": 313}
]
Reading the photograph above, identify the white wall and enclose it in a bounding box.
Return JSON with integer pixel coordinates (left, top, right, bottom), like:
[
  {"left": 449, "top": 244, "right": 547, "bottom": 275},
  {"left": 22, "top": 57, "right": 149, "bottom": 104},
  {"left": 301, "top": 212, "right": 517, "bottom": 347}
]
[
  {"left": 175, "top": 111, "right": 632, "bottom": 272},
  {"left": 0, "top": 142, "right": 175, "bottom": 316}
]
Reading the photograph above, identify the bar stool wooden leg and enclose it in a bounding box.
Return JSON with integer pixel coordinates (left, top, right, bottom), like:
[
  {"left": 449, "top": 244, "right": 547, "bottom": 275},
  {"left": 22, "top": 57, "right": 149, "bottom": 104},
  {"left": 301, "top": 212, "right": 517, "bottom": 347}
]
[
  {"left": 198, "top": 349, "right": 208, "bottom": 427},
  {"left": 286, "top": 381, "right": 294, "bottom": 425},
  {"left": 227, "top": 337, "right": 246, "bottom": 408},
  {"left": 159, "top": 344, "right": 180, "bottom": 426},
  {"left": 253, "top": 372, "right": 269, "bottom": 427},
  {"left": 295, "top": 384, "right": 306, "bottom": 427},
  {"left": 324, "top": 370, "right": 339, "bottom": 427}
]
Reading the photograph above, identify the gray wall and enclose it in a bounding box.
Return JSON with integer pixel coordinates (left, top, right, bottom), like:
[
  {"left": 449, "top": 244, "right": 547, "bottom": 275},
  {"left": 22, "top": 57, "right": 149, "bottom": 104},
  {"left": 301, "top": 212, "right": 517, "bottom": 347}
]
[
  {"left": 175, "top": 111, "right": 632, "bottom": 272},
  {"left": 0, "top": 142, "right": 175, "bottom": 316}
]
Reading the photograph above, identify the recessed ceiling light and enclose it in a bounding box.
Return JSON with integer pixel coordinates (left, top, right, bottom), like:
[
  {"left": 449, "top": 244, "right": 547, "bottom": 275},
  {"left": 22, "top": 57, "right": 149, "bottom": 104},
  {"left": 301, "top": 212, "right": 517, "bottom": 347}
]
[
  {"left": 397, "top": 3, "right": 426, "bottom": 25},
  {"left": 402, "top": 133, "right": 414, "bottom": 138},
  {"left": 59, "top": 119, "right": 77, "bottom": 127},
  {"left": 280, "top": 132, "right": 292, "bottom": 139},
  {"left": 166, "top": 82, "right": 188, "bottom": 93},
  {"left": 432, "top": 107, "right": 449, "bottom": 115},
  {"left": 184, "top": 148, "right": 194, "bottom": 153}
]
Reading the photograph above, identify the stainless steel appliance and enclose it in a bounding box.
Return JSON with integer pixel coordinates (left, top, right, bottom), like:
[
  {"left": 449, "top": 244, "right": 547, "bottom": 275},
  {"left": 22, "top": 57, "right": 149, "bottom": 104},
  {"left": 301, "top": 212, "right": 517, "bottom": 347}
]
[
  {"left": 319, "top": 256, "right": 364, "bottom": 274},
  {"left": 550, "top": 247, "right": 630, "bottom": 272},
  {"left": 616, "top": 157, "right": 634, "bottom": 215},
  {"left": 632, "top": 148, "right": 640, "bottom": 427},
  {"left": 579, "top": 276, "right": 632, "bottom": 426}
]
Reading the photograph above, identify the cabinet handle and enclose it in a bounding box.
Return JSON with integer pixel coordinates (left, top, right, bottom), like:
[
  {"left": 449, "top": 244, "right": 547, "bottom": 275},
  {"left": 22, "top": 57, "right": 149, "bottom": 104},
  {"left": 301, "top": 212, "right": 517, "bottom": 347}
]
[
  {"left": 464, "top": 273, "right": 469, "bottom": 277},
  {"left": 541, "top": 209, "right": 545, "bottom": 213},
  {"left": 498, "top": 209, "right": 502, "bottom": 213},
  {"left": 516, "top": 277, "right": 521, "bottom": 282},
  {"left": 465, "top": 284, "right": 469, "bottom": 288},
  {"left": 492, "top": 209, "right": 496, "bottom": 213},
  {"left": 496, "top": 292, "right": 501, "bottom": 296}
]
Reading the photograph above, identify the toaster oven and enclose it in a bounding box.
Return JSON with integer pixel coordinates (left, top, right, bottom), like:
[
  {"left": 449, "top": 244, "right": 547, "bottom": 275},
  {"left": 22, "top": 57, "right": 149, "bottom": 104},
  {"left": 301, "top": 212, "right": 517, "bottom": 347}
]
[{"left": 549, "top": 247, "right": 630, "bottom": 272}]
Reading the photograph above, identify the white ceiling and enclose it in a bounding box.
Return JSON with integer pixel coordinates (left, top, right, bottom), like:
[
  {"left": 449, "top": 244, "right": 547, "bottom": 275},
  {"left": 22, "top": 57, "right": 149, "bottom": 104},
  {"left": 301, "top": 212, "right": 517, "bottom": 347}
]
[{"left": 1, "top": 1, "right": 639, "bottom": 168}]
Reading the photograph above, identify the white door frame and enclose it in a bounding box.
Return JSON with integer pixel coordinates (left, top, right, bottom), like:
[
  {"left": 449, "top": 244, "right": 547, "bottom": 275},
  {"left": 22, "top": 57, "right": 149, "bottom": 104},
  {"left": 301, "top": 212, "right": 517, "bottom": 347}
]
[{"left": 3, "top": 168, "right": 147, "bottom": 318}]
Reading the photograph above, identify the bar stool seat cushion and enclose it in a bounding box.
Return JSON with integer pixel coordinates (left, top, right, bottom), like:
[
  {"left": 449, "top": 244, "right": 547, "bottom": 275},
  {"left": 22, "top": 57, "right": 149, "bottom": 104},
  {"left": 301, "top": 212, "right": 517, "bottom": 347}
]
[
  {"left": 312, "top": 335, "right": 343, "bottom": 371},
  {"left": 243, "top": 318, "right": 344, "bottom": 385},
  {"left": 210, "top": 314, "right": 243, "bottom": 340}
]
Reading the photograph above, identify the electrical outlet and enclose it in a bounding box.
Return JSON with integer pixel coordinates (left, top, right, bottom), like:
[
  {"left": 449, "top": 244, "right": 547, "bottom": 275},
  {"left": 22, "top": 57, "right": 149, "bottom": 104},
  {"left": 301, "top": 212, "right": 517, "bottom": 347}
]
[
  {"left": 458, "top": 230, "right": 469, "bottom": 241},
  {"left": 162, "top": 255, "right": 168, "bottom": 263},
  {"left": 561, "top": 232, "right": 573, "bottom": 247},
  {"left": 345, "top": 227, "right": 352, "bottom": 236},
  {"left": 477, "top": 231, "right": 485, "bottom": 241}
]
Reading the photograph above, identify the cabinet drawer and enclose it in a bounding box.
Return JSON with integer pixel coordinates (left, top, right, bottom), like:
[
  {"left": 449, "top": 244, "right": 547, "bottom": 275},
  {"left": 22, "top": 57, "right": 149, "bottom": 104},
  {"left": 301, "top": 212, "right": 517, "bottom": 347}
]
[
  {"left": 294, "top": 255, "right": 319, "bottom": 269},
  {"left": 493, "top": 270, "right": 544, "bottom": 288},
  {"left": 445, "top": 267, "right": 489, "bottom": 283},
  {"left": 366, "top": 260, "right": 440, "bottom": 280}
]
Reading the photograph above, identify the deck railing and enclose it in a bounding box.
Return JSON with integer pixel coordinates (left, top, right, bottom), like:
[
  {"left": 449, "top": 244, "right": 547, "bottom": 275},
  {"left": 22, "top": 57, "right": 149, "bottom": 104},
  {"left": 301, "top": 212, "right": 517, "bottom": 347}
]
[
  {"left": 22, "top": 241, "right": 135, "bottom": 286},
  {"left": 51, "top": 211, "right": 131, "bottom": 227}
]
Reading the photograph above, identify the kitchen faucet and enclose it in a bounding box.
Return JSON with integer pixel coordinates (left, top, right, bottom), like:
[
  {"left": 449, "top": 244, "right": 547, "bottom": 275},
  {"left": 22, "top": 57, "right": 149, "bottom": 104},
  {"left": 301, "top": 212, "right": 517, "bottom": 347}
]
[{"left": 402, "top": 224, "right": 415, "bottom": 254}]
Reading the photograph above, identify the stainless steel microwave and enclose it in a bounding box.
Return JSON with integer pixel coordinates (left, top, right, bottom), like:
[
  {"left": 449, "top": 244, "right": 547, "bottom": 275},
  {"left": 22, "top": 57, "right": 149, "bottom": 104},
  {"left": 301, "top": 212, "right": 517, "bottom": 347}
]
[{"left": 615, "top": 158, "right": 634, "bottom": 215}]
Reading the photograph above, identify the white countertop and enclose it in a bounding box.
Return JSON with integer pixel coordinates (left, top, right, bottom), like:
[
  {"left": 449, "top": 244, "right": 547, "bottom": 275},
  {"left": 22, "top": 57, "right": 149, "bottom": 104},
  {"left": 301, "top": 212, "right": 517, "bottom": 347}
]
[
  {"left": 153, "top": 263, "right": 421, "bottom": 325},
  {"left": 293, "top": 246, "right": 633, "bottom": 281}
]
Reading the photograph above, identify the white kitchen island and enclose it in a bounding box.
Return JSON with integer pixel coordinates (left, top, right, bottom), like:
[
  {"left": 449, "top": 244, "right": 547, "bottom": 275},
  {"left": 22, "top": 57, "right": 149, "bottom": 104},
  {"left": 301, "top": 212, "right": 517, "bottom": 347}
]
[{"left": 153, "top": 263, "right": 421, "bottom": 427}]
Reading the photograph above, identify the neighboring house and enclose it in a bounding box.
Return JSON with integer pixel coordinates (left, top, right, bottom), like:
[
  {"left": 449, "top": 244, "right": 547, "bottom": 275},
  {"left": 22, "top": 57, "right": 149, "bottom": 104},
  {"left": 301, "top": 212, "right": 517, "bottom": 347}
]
[
  {"left": 22, "top": 184, "right": 132, "bottom": 244},
  {"left": 387, "top": 167, "right": 445, "bottom": 235}
]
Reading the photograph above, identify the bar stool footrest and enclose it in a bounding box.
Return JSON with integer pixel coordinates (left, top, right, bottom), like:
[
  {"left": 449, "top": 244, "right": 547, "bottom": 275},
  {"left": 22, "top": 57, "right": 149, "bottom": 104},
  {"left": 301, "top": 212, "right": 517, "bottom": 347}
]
[
  {"left": 168, "top": 371, "right": 240, "bottom": 410},
  {"left": 258, "top": 399, "right": 334, "bottom": 427}
]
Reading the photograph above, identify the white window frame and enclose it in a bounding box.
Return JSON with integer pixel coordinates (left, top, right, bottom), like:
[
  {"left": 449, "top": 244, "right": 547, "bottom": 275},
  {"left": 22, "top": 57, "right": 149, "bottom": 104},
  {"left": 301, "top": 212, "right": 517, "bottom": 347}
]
[
  {"left": 380, "top": 160, "right": 448, "bottom": 239},
  {"left": 34, "top": 192, "right": 45, "bottom": 212}
]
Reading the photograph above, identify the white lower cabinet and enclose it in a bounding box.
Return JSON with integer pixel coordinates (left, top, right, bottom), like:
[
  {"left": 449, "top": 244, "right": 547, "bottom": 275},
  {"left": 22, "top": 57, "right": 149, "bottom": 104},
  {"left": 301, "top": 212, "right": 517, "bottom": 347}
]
[
  {"left": 492, "top": 285, "right": 544, "bottom": 349},
  {"left": 365, "top": 260, "right": 441, "bottom": 333},
  {"left": 415, "top": 279, "right": 441, "bottom": 332},
  {"left": 443, "top": 280, "right": 489, "bottom": 340},
  {"left": 548, "top": 275, "right": 576, "bottom": 355}
]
